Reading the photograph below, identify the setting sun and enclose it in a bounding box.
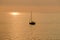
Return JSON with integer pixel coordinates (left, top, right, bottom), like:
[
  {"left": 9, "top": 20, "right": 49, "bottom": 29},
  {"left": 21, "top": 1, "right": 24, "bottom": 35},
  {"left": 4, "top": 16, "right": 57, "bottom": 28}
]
[{"left": 10, "top": 12, "right": 20, "bottom": 16}]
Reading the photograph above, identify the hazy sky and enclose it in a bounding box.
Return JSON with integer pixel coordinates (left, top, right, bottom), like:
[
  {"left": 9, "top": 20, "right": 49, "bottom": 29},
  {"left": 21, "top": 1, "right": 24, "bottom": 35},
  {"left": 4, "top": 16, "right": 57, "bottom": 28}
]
[
  {"left": 0, "top": 0, "right": 60, "bottom": 13},
  {"left": 0, "top": 0, "right": 60, "bottom": 6},
  {"left": 0, "top": 0, "right": 60, "bottom": 12}
]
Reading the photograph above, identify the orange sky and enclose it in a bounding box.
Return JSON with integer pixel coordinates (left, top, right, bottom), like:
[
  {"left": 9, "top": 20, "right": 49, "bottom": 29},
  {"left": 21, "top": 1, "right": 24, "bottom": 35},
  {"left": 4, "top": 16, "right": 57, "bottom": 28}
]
[{"left": 0, "top": 0, "right": 60, "bottom": 13}]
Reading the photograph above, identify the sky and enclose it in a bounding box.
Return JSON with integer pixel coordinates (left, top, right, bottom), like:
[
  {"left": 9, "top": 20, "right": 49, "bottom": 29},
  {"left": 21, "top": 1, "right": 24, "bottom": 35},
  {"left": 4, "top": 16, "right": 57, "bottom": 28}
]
[
  {"left": 0, "top": 0, "right": 60, "bottom": 40},
  {"left": 0, "top": 0, "right": 60, "bottom": 12},
  {"left": 0, "top": 0, "right": 60, "bottom": 6}
]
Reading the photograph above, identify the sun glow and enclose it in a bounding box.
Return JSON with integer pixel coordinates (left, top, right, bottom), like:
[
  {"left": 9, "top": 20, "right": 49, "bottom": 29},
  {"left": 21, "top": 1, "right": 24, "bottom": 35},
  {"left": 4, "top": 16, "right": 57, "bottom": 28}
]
[{"left": 10, "top": 12, "right": 20, "bottom": 16}]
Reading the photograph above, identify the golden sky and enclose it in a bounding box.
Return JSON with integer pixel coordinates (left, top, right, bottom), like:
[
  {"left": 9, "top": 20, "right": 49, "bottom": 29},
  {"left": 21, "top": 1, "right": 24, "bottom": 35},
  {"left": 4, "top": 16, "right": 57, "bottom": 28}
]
[{"left": 0, "top": 0, "right": 60, "bottom": 12}]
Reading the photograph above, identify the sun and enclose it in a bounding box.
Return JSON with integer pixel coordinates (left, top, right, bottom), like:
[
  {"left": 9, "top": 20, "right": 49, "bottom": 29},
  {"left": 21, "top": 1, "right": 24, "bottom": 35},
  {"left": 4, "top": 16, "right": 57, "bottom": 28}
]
[{"left": 10, "top": 12, "right": 20, "bottom": 16}]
